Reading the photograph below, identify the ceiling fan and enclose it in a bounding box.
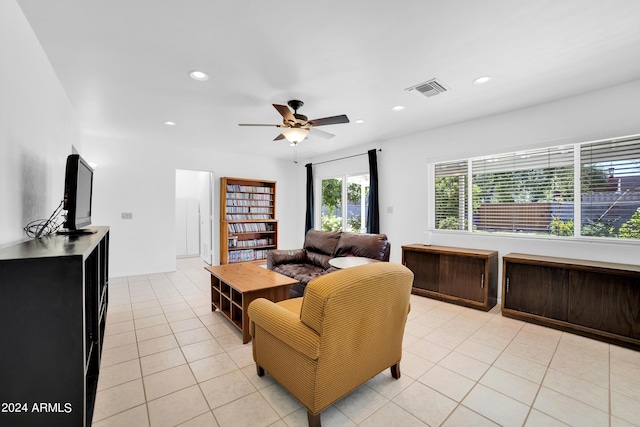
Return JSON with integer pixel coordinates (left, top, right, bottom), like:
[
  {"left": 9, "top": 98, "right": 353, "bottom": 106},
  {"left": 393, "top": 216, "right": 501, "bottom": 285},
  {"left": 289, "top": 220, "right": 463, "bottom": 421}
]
[{"left": 238, "top": 100, "right": 349, "bottom": 145}]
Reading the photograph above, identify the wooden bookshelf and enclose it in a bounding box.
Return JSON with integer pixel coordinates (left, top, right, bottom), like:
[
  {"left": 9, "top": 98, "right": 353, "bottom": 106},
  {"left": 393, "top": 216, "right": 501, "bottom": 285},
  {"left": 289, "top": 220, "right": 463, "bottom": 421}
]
[{"left": 220, "top": 177, "right": 277, "bottom": 264}]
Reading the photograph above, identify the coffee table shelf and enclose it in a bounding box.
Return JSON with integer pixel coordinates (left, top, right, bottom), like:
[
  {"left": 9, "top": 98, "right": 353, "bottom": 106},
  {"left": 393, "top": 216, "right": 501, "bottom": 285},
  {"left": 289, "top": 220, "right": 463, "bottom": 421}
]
[{"left": 206, "top": 263, "right": 298, "bottom": 343}]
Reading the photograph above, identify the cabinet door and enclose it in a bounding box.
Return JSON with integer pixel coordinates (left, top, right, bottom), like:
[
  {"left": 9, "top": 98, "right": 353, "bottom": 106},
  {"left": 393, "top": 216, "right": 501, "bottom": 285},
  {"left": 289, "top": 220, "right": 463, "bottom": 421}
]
[
  {"left": 403, "top": 250, "right": 439, "bottom": 292},
  {"left": 504, "top": 262, "right": 569, "bottom": 321},
  {"left": 568, "top": 270, "right": 640, "bottom": 339},
  {"left": 439, "top": 255, "right": 485, "bottom": 302}
]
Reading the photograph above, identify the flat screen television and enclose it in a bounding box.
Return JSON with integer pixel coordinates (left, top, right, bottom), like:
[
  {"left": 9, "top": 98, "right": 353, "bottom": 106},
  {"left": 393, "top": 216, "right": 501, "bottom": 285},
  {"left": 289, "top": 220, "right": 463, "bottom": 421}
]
[{"left": 59, "top": 154, "right": 96, "bottom": 234}]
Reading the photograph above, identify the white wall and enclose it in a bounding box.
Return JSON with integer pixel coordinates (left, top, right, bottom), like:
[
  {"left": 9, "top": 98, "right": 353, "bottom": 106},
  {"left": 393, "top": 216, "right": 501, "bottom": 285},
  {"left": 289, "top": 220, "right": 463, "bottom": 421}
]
[
  {"left": 83, "top": 135, "right": 300, "bottom": 277},
  {"left": 300, "top": 79, "right": 640, "bottom": 298},
  {"left": 0, "top": 0, "right": 82, "bottom": 248}
]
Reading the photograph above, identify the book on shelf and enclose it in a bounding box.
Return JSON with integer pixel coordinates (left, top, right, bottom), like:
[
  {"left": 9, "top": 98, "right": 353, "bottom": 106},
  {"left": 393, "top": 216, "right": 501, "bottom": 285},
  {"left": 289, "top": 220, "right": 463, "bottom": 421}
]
[
  {"left": 227, "top": 222, "right": 275, "bottom": 233},
  {"left": 228, "top": 248, "right": 269, "bottom": 263},
  {"left": 226, "top": 214, "right": 272, "bottom": 220},
  {"left": 226, "top": 185, "right": 274, "bottom": 194},
  {"left": 229, "top": 238, "right": 274, "bottom": 249}
]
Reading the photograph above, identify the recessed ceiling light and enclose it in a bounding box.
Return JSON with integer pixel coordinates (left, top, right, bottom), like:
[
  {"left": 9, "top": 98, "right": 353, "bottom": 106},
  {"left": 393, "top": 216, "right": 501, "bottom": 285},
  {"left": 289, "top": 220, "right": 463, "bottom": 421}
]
[
  {"left": 355, "top": 119, "right": 365, "bottom": 124},
  {"left": 189, "top": 70, "right": 209, "bottom": 81},
  {"left": 473, "top": 76, "right": 491, "bottom": 85},
  {"left": 163, "top": 121, "right": 177, "bottom": 126},
  {"left": 391, "top": 105, "right": 405, "bottom": 112}
]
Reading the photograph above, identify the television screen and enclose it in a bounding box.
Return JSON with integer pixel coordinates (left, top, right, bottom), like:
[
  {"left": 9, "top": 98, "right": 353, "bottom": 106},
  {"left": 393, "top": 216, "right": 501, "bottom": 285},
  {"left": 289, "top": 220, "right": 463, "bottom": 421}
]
[{"left": 61, "top": 154, "right": 95, "bottom": 233}]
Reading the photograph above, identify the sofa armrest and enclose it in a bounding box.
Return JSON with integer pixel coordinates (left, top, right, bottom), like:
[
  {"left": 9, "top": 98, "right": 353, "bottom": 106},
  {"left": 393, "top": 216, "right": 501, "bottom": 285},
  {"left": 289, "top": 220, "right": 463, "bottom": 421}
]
[
  {"left": 248, "top": 298, "right": 320, "bottom": 360},
  {"left": 267, "top": 248, "right": 307, "bottom": 270}
]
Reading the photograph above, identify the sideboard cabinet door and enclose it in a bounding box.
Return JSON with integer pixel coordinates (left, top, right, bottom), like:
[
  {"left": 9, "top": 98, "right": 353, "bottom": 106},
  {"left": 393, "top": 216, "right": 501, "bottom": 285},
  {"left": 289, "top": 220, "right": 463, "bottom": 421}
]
[
  {"left": 568, "top": 270, "right": 640, "bottom": 339},
  {"left": 439, "top": 255, "right": 485, "bottom": 302},
  {"left": 504, "top": 262, "right": 568, "bottom": 322},
  {"left": 403, "top": 250, "right": 439, "bottom": 292}
]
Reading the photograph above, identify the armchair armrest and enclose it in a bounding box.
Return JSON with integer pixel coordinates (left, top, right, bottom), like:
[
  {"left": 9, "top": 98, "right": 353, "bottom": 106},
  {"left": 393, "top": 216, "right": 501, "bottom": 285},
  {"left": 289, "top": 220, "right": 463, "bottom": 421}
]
[
  {"left": 267, "top": 248, "right": 307, "bottom": 269},
  {"left": 248, "top": 298, "right": 320, "bottom": 360}
]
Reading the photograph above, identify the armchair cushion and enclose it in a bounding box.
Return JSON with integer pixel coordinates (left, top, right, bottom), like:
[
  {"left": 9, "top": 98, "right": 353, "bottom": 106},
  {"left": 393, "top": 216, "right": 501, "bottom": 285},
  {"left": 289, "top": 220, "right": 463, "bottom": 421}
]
[{"left": 248, "top": 298, "right": 319, "bottom": 360}]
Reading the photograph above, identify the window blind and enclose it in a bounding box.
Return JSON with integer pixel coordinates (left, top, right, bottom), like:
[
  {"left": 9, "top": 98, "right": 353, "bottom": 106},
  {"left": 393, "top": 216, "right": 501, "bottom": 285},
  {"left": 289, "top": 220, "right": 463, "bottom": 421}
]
[
  {"left": 580, "top": 138, "right": 640, "bottom": 238},
  {"left": 434, "top": 161, "right": 469, "bottom": 230},
  {"left": 471, "top": 146, "right": 575, "bottom": 235}
]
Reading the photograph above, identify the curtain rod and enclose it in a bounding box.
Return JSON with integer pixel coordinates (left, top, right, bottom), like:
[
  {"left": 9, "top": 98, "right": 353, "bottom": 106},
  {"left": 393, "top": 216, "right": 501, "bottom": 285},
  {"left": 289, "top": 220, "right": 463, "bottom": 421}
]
[{"left": 311, "top": 148, "right": 381, "bottom": 166}]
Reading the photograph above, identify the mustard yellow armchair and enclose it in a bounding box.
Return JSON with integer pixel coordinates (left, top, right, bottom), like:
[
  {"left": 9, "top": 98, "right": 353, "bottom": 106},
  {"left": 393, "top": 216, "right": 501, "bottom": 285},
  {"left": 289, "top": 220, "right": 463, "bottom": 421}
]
[{"left": 248, "top": 262, "right": 413, "bottom": 427}]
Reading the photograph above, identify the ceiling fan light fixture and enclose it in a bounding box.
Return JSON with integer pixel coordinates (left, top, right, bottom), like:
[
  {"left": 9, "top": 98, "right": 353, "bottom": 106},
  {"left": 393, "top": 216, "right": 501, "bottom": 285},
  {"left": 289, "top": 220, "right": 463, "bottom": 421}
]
[{"left": 282, "top": 127, "right": 308, "bottom": 144}]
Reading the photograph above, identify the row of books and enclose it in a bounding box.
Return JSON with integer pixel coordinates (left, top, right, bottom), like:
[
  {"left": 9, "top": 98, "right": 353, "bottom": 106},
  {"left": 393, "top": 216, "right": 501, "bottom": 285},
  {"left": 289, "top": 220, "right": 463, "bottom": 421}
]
[
  {"left": 226, "top": 207, "right": 273, "bottom": 214},
  {"left": 226, "top": 199, "right": 272, "bottom": 207},
  {"left": 226, "top": 185, "right": 273, "bottom": 194},
  {"left": 227, "top": 223, "right": 275, "bottom": 233},
  {"left": 228, "top": 249, "right": 269, "bottom": 263},
  {"left": 226, "top": 214, "right": 272, "bottom": 220},
  {"left": 226, "top": 192, "right": 273, "bottom": 201},
  {"left": 228, "top": 237, "right": 274, "bottom": 248}
]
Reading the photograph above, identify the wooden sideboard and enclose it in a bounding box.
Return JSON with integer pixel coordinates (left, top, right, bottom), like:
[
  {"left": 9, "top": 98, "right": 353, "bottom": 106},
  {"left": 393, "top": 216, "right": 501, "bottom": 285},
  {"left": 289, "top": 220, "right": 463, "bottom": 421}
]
[
  {"left": 502, "top": 253, "right": 640, "bottom": 350},
  {"left": 402, "top": 244, "right": 498, "bottom": 311}
]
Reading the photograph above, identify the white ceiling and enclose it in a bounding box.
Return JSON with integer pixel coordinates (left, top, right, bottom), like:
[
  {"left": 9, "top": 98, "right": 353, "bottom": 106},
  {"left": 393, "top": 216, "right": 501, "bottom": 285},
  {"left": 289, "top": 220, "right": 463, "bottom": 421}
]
[{"left": 17, "top": 0, "right": 640, "bottom": 161}]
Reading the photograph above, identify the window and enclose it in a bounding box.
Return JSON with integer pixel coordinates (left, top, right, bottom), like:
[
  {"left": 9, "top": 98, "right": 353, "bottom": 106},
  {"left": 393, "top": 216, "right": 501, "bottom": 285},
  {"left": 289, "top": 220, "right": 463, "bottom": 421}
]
[
  {"left": 433, "top": 136, "right": 640, "bottom": 240},
  {"left": 320, "top": 173, "right": 369, "bottom": 232},
  {"left": 581, "top": 139, "right": 640, "bottom": 238},
  {"left": 434, "top": 161, "right": 468, "bottom": 231}
]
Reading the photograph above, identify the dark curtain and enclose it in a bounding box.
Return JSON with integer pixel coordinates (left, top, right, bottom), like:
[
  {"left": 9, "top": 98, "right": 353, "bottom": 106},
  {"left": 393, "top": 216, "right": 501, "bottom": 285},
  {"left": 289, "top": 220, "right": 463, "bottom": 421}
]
[
  {"left": 367, "top": 149, "right": 380, "bottom": 233},
  {"left": 305, "top": 163, "right": 314, "bottom": 233}
]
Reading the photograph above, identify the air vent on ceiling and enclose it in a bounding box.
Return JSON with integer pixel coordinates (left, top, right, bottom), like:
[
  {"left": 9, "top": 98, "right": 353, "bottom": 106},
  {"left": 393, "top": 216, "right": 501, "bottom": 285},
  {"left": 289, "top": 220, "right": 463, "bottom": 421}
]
[{"left": 405, "top": 79, "right": 448, "bottom": 97}]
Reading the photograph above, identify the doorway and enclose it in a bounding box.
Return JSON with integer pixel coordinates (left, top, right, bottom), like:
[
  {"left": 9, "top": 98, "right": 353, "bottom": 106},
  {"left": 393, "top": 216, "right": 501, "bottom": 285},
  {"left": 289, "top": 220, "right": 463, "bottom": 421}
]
[{"left": 175, "top": 169, "right": 214, "bottom": 265}]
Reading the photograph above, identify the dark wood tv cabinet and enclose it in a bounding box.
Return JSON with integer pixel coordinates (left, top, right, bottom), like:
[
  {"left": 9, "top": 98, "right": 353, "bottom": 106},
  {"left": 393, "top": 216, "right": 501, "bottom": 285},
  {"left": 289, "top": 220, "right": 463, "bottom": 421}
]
[
  {"left": 0, "top": 227, "right": 109, "bottom": 426},
  {"left": 402, "top": 244, "right": 498, "bottom": 311},
  {"left": 502, "top": 253, "right": 640, "bottom": 350}
]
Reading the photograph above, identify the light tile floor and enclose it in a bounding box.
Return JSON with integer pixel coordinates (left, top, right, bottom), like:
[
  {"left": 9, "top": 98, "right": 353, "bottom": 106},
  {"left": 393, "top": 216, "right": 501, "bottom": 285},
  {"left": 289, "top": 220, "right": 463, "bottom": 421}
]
[{"left": 92, "top": 257, "right": 640, "bottom": 427}]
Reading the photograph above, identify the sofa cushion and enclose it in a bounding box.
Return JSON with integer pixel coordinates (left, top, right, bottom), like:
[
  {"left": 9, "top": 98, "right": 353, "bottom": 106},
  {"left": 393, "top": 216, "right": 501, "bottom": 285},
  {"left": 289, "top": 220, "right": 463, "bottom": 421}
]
[
  {"left": 333, "top": 232, "right": 390, "bottom": 261},
  {"left": 307, "top": 251, "right": 333, "bottom": 270},
  {"left": 303, "top": 229, "right": 341, "bottom": 256},
  {"left": 267, "top": 248, "right": 307, "bottom": 270},
  {"left": 273, "top": 263, "right": 327, "bottom": 285}
]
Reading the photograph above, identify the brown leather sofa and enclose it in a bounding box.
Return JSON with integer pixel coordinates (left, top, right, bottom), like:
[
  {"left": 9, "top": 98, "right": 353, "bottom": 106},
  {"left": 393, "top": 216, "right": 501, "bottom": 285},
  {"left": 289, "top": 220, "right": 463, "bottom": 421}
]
[{"left": 267, "top": 229, "right": 390, "bottom": 297}]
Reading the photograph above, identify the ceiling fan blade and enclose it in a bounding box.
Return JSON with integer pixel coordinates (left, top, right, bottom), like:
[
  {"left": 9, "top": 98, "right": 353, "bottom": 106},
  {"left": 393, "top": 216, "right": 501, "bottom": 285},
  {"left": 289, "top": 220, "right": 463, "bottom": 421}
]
[
  {"left": 273, "top": 133, "right": 286, "bottom": 141},
  {"left": 273, "top": 104, "right": 296, "bottom": 125},
  {"left": 307, "top": 114, "right": 350, "bottom": 127},
  {"left": 308, "top": 127, "right": 335, "bottom": 139},
  {"left": 238, "top": 123, "right": 282, "bottom": 127}
]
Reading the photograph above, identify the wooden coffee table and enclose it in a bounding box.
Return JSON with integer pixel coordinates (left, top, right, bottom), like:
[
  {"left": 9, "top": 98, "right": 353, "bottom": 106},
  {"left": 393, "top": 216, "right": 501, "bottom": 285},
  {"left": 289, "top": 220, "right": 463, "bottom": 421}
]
[{"left": 205, "top": 263, "right": 298, "bottom": 343}]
